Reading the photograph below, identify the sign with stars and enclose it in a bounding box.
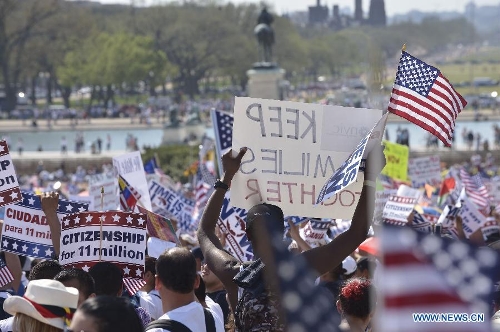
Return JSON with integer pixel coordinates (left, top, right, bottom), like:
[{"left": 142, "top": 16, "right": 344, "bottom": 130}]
[
  {"left": 1, "top": 192, "right": 88, "bottom": 259},
  {"left": 0, "top": 140, "right": 22, "bottom": 208},
  {"left": 59, "top": 211, "right": 147, "bottom": 280}
]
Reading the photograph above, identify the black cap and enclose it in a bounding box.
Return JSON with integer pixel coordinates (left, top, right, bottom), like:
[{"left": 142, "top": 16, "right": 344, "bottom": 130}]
[{"left": 191, "top": 247, "right": 204, "bottom": 261}]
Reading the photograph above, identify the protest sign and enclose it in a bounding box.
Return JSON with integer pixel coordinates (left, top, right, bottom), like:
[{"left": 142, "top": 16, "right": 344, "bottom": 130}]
[
  {"left": 396, "top": 184, "right": 421, "bottom": 199},
  {"left": 408, "top": 155, "right": 441, "bottom": 189},
  {"left": 216, "top": 193, "right": 253, "bottom": 262},
  {"left": 373, "top": 189, "right": 397, "bottom": 224},
  {"left": 59, "top": 211, "right": 147, "bottom": 277},
  {"left": 149, "top": 180, "right": 195, "bottom": 233},
  {"left": 459, "top": 195, "right": 487, "bottom": 238},
  {"left": 381, "top": 141, "right": 409, "bottom": 181},
  {"left": 482, "top": 217, "right": 500, "bottom": 242},
  {"left": 436, "top": 204, "right": 461, "bottom": 228},
  {"left": 87, "top": 172, "right": 119, "bottom": 211},
  {"left": 316, "top": 113, "right": 388, "bottom": 206},
  {"left": 382, "top": 196, "right": 417, "bottom": 226},
  {"left": 230, "top": 97, "right": 383, "bottom": 219},
  {"left": 0, "top": 140, "right": 22, "bottom": 208},
  {"left": 113, "top": 151, "right": 152, "bottom": 210},
  {"left": 300, "top": 219, "right": 331, "bottom": 247},
  {"left": 2, "top": 192, "right": 88, "bottom": 259}
]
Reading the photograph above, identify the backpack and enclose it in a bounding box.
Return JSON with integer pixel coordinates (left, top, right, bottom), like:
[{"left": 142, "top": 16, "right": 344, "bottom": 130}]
[{"left": 145, "top": 308, "right": 216, "bottom": 332}]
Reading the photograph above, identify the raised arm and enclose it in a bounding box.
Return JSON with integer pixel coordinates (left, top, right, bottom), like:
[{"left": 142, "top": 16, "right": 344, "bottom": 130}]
[
  {"left": 197, "top": 148, "right": 247, "bottom": 287},
  {"left": 41, "top": 192, "right": 61, "bottom": 257},
  {"left": 300, "top": 146, "right": 385, "bottom": 275}
]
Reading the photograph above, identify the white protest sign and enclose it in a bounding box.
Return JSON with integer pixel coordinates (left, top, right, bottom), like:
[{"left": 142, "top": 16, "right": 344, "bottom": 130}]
[
  {"left": 482, "top": 217, "right": 500, "bottom": 241},
  {"left": 317, "top": 113, "right": 389, "bottom": 205},
  {"left": 2, "top": 192, "right": 88, "bottom": 259},
  {"left": 382, "top": 196, "right": 417, "bottom": 226},
  {"left": 373, "top": 189, "right": 397, "bottom": 224},
  {"left": 87, "top": 173, "right": 119, "bottom": 211},
  {"left": 0, "top": 140, "right": 22, "bottom": 207},
  {"left": 149, "top": 180, "right": 195, "bottom": 233},
  {"left": 397, "top": 184, "right": 421, "bottom": 199},
  {"left": 216, "top": 193, "right": 253, "bottom": 262},
  {"left": 113, "top": 151, "right": 152, "bottom": 210},
  {"left": 436, "top": 205, "right": 461, "bottom": 228},
  {"left": 408, "top": 155, "right": 441, "bottom": 189},
  {"left": 59, "top": 211, "right": 147, "bottom": 277},
  {"left": 231, "top": 97, "right": 383, "bottom": 219},
  {"left": 459, "top": 195, "right": 487, "bottom": 238}
]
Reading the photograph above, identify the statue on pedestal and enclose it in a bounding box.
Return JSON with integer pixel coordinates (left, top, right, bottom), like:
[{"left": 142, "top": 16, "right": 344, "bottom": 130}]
[{"left": 254, "top": 8, "right": 275, "bottom": 66}]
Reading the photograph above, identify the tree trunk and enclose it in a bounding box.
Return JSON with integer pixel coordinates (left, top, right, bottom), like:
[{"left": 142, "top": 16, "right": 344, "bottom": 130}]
[
  {"left": 30, "top": 76, "right": 37, "bottom": 106},
  {"left": 61, "top": 87, "right": 71, "bottom": 109},
  {"left": 4, "top": 86, "right": 17, "bottom": 112},
  {"left": 46, "top": 74, "right": 53, "bottom": 105},
  {"left": 185, "top": 76, "right": 199, "bottom": 98}
]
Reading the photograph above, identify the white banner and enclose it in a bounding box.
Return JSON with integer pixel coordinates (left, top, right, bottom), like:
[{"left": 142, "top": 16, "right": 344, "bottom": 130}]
[
  {"left": 373, "top": 189, "right": 397, "bottom": 224},
  {"left": 87, "top": 173, "right": 119, "bottom": 211},
  {"left": 408, "top": 155, "right": 441, "bottom": 188},
  {"left": 0, "top": 140, "right": 22, "bottom": 207},
  {"left": 382, "top": 196, "right": 417, "bottom": 226},
  {"left": 113, "top": 151, "right": 152, "bottom": 210},
  {"left": 459, "top": 195, "right": 487, "bottom": 238},
  {"left": 482, "top": 217, "right": 500, "bottom": 241},
  {"left": 230, "top": 97, "right": 382, "bottom": 219}
]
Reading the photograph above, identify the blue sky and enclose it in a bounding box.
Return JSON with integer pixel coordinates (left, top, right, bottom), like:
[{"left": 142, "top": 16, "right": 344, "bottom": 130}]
[{"left": 91, "top": 0, "right": 500, "bottom": 16}]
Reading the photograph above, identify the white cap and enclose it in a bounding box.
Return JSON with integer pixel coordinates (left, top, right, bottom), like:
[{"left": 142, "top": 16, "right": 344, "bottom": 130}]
[{"left": 342, "top": 256, "right": 357, "bottom": 275}]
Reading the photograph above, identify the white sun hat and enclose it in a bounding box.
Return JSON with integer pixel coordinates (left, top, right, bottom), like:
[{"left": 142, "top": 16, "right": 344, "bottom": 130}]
[{"left": 3, "top": 279, "right": 78, "bottom": 329}]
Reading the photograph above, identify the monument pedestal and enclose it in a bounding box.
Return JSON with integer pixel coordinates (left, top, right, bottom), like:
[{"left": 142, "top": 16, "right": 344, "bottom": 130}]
[{"left": 247, "top": 63, "right": 286, "bottom": 100}]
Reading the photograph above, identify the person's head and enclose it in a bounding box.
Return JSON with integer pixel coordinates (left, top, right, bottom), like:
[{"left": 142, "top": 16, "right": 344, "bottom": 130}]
[
  {"left": 337, "top": 278, "right": 376, "bottom": 326},
  {"left": 4, "top": 279, "right": 78, "bottom": 331},
  {"left": 144, "top": 256, "right": 157, "bottom": 291},
  {"left": 69, "top": 296, "right": 143, "bottom": 332},
  {"left": 246, "top": 203, "right": 285, "bottom": 253},
  {"left": 191, "top": 247, "right": 204, "bottom": 272},
  {"left": 54, "top": 268, "right": 96, "bottom": 306},
  {"left": 156, "top": 247, "right": 199, "bottom": 295},
  {"left": 355, "top": 257, "right": 377, "bottom": 280},
  {"left": 29, "top": 260, "right": 63, "bottom": 281},
  {"left": 88, "top": 262, "right": 123, "bottom": 296},
  {"left": 201, "top": 263, "right": 224, "bottom": 291}
]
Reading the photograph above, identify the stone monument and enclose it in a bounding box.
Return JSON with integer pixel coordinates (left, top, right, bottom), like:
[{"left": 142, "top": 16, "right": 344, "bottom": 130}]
[{"left": 247, "top": 8, "right": 286, "bottom": 100}]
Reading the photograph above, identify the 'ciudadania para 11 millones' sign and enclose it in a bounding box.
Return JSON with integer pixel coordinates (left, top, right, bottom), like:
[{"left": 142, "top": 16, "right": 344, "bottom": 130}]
[
  {"left": 230, "top": 97, "right": 382, "bottom": 219},
  {"left": 0, "top": 140, "right": 22, "bottom": 208}
]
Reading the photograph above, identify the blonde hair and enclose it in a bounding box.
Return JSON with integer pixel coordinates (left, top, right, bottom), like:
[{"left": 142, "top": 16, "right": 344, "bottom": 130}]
[{"left": 13, "top": 313, "right": 62, "bottom": 332}]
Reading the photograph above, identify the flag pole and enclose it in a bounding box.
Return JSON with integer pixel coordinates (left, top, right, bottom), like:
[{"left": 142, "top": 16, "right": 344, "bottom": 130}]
[
  {"left": 402, "top": 43, "right": 406, "bottom": 52},
  {"left": 99, "top": 186, "right": 104, "bottom": 262}
]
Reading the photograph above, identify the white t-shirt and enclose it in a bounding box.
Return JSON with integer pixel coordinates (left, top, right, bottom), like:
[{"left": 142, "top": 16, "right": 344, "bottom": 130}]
[
  {"left": 139, "top": 290, "right": 163, "bottom": 320},
  {"left": 148, "top": 301, "right": 224, "bottom": 332},
  {"left": 0, "top": 316, "right": 13, "bottom": 332}
]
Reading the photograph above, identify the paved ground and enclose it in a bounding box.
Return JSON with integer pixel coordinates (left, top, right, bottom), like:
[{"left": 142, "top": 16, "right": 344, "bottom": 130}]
[{"left": 0, "top": 109, "right": 498, "bottom": 133}]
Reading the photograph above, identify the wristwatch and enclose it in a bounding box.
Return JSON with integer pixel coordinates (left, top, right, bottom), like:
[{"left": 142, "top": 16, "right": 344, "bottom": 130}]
[{"left": 214, "top": 179, "right": 229, "bottom": 191}]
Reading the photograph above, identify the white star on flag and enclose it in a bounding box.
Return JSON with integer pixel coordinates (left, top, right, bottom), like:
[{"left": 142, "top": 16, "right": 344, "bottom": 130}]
[
  {"left": 0, "top": 196, "right": 4, "bottom": 203},
  {"left": 86, "top": 215, "right": 93, "bottom": 223},
  {"left": 12, "top": 242, "right": 18, "bottom": 250},
  {"left": 99, "top": 215, "right": 106, "bottom": 222},
  {"left": 2, "top": 240, "right": 8, "bottom": 248},
  {"left": 45, "top": 248, "right": 53, "bottom": 257},
  {"left": 126, "top": 216, "right": 133, "bottom": 224},
  {"left": 65, "top": 204, "right": 74, "bottom": 212},
  {"left": 21, "top": 245, "right": 28, "bottom": 252},
  {"left": 10, "top": 192, "right": 18, "bottom": 200},
  {"left": 33, "top": 247, "right": 40, "bottom": 255},
  {"left": 63, "top": 218, "right": 69, "bottom": 226},
  {"left": 137, "top": 217, "right": 145, "bottom": 226},
  {"left": 123, "top": 266, "right": 131, "bottom": 275},
  {"left": 78, "top": 206, "right": 86, "bottom": 212},
  {"left": 0, "top": 145, "right": 4, "bottom": 152},
  {"left": 82, "top": 265, "right": 90, "bottom": 272},
  {"left": 112, "top": 214, "right": 120, "bottom": 222},
  {"left": 135, "top": 268, "right": 142, "bottom": 277},
  {"left": 74, "top": 216, "right": 80, "bottom": 224},
  {"left": 28, "top": 197, "right": 35, "bottom": 205}
]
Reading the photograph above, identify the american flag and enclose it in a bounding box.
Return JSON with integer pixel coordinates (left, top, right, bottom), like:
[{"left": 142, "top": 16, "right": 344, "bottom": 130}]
[
  {"left": 459, "top": 168, "right": 489, "bottom": 210},
  {"left": 388, "top": 51, "right": 467, "bottom": 147},
  {"left": 0, "top": 258, "right": 14, "bottom": 288},
  {"left": 118, "top": 175, "right": 141, "bottom": 211},
  {"left": 199, "top": 161, "right": 216, "bottom": 187},
  {"left": 123, "top": 277, "right": 146, "bottom": 296},
  {"left": 211, "top": 109, "right": 233, "bottom": 176},
  {"left": 378, "top": 226, "right": 500, "bottom": 332}
]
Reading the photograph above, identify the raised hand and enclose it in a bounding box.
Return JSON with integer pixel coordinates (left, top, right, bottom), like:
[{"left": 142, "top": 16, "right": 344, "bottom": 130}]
[{"left": 221, "top": 147, "right": 247, "bottom": 181}]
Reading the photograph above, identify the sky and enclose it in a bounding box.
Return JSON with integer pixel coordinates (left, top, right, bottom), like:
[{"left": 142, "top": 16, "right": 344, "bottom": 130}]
[{"left": 92, "top": 0, "right": 500, "bottom": 16}]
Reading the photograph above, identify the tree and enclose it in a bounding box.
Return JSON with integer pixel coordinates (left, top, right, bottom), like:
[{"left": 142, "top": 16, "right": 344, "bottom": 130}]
[{"left": 0, "top": 0, "right": 59, "bottom": 111}]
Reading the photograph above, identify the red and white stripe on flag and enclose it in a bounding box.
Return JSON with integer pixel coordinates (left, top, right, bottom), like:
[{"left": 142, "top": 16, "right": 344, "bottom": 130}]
[
  {"left": 0, "top": 262, "right": 14, "bottom": 288},
  {"left": 388, "top": 51, "right": 466, "bottom": 147},
  {"left": 123, "top": 277, "right": 146, "bottom": 296}
]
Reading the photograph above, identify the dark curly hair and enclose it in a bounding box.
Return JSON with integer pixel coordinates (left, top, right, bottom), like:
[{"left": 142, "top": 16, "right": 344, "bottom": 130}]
[{"left": 338, "top": 278, "right": 376, "bottom": 319}]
